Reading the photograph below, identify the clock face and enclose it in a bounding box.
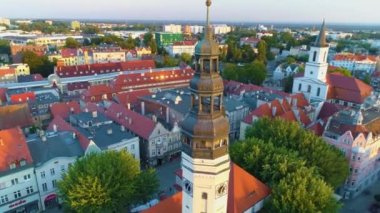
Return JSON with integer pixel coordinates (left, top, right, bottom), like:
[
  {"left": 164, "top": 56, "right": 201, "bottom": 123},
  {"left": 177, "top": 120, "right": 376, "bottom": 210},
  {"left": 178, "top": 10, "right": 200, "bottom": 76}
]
[{"left": 216, "top": 182, "right": 228, "bottom": 197}]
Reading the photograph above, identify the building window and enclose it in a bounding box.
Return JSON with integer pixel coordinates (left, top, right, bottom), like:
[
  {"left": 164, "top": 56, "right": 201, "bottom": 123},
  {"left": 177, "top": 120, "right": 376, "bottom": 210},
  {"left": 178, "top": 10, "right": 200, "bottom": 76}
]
[
  {"left": 42, "top": 183, "right": 48, "bottom": 192},
  {"left": 313, "top": 51, "right": 317, "bottom": 62},
  {"left": 307, "top": 85, "right": 311, "bottom": 93},
  {"left": 41, "top": 171, "right": 46, "bottom": 178},
  {"left": 24, "top": 174, "right": 31, "bottom": 181},
  {"left": 26, "top": 186, "right": 34, "bottom": 194},
  {"left": 317, "top": 87, "right": 321, "bottom": 97},
  {"left": 132, "top": 144, "right": 135, "bottom": 150},
  {"left": 0, "top": 195, "right": 8, "bottom": 204},
  {"left": 298, "top": 83, "right": 301, "bottom": 91},
  {"left": 52, "top": 180, "right": 57, "bottom": 188},
  {"left": 11, "top": 178, "right": 18, "bottom": 185},
  {"left": 50, "top": 168, "right": 55, "bottom": 176},
  {"left": 14, "top": 190, "right": 21, "bottom": 199}
]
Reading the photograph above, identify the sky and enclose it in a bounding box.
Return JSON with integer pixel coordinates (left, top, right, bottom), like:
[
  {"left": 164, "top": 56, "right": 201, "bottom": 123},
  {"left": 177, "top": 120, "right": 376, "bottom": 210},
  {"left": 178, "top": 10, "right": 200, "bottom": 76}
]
[{"left": 1, "top": 0, "right": 380, "bottom": 24}]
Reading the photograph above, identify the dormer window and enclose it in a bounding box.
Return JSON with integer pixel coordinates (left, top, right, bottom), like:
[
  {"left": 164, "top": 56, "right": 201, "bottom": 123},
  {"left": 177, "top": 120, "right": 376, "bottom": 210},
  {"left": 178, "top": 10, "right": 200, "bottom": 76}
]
[
  {"left": 20, "top": 159, "right": 26, "bottom": 166},
  {"left": 9, "top": 162, "right": 16, "bottom": 170}
]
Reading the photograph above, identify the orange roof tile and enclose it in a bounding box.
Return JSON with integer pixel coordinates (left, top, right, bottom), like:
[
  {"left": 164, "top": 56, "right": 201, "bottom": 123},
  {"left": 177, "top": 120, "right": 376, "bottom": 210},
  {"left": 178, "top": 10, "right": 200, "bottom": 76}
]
[
  {"left": 144, "top": 163, "right": 271, "bottom": 213},
  {"left": 143, "top": 192, "right": 182, "bottom": 213},
  {"left": 0, "top": 127, "right": 33, "bottom": 172},
  {"left": 0, "top": 104, "right": 34, "bottom": 130}
]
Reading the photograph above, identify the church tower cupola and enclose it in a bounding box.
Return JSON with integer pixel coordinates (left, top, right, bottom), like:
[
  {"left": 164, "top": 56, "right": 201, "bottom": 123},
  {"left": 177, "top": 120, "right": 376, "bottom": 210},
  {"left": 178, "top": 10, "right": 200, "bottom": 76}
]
[{"left": 180, "top": 1, "right": 230, "bottom": 213}]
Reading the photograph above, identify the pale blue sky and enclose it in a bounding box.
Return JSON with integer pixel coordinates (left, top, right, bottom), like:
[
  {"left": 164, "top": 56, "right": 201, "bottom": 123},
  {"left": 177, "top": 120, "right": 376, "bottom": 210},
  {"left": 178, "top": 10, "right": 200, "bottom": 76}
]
[{"left": 1, "top": 0, "right": 379, "bottom": 24}]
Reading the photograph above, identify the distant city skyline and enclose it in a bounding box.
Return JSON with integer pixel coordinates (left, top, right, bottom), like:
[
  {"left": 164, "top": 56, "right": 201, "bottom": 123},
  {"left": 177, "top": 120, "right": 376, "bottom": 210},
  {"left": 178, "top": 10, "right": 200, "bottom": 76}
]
[{"left": 1, "top": 0, "right": 380, "bottom": 24}]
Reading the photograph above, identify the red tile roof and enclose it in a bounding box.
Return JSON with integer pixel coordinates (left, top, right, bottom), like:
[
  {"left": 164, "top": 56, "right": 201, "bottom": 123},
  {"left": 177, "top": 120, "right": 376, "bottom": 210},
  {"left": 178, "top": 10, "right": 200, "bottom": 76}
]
[
  {"left": 327, "top": 73, "right": 373, "bottom": 104},
  {"left": 104, "top": 103, "right": 156, "bottom": 140},
  {"left": 10, "top": 92, "right": 36, "bottom": 104},
  {"left": 111, "top": 68, "right": 194, "bottom": 92},
  {"left": 227, "top": 163, "right": 271, "bottom": 213},
  {"left": 0, "top": 127, "right": 33, "bottom": 172},
  {"left": 56, "top": 60, "right": 156, "bottom": 78},
  {"left": 0, "top": 68, "right": 16, "bottom": 78},
  {"left": 144, "top": 163, "right": 271, "bottom": 213},
  {"left": 61, "top": 48, "right": 79, "bottom": 58},
  {"left": 172, "top": 40, "right": 197, "bottom": 46},
  {"left": 47, "top": 116, "right": 90, "bottom": 150},
  {"left": 333, "top": 54, "right": 377, "bottom": 62},
  {"left": 50, "top": 101, "right": 81, "bottom": 119},
  {"left": 115, "top": 90, "right": 151, "bottom": 109},
  {"left": 82, "top": 84, "right": 114, "bottom": 102},
  {"left": 143, "top": 192, "right": 182, "bottom": 213},
  {"left": 67, "top": 82, "right": 90, "bottom": 91},
  {"left": 0, "top": 104, "right": 34, "bottom": 130},
  {"left": 308, "top": 122, "right": 325, "bottom": 136},
  {"left": 224, "top": 80, "right": 288, "bottom": 97},
  {"left": 318, "top": 102, "right": 344, "bottom": 120}
]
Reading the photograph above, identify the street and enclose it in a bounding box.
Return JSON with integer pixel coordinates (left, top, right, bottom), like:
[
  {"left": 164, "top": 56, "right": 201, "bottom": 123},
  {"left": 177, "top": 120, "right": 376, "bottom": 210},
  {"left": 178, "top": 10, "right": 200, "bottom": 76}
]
[{"left": 341, "top": 180, "right": 380, "bottom": 213}]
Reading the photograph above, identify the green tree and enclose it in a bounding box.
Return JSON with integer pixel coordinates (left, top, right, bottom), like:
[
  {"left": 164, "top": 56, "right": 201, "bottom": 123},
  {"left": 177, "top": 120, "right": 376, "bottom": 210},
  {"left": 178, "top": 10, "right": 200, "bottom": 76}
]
[
  {"left": 143, "top": 33, "right": 153, "bottom": 46},
  {"left": 222, "top": 63, "right": 239, "bottom": 81},
  {"left": 269, "top": 167, "right": 340, "bottom": 213},
  {"left": 328, "top": 67, "right": 352, "bottom": 77},
  {"left": 244, "top": 60, "right": 267, "bottom": 85},
  {"left": 283, "top": 75, "right": 294, "bottom": 93},
  {"left": 58, "top": 151, "right": 159, "bottom": 212},
  {"left": 82, "top": 25, "right": 100, "bottom": 34},
  {"left": 257, "top": 41, "right": 268, "bottom": 63},
  {"left": 65, "top": 37, "right": 81, "bottom": 48},
  {"left": 363, "top": 74, "right": 371, "bottom": 85},
  {"left": 245, "top": 118, "right": 349, "bottom": 188},
  {"left": 149, "top": 38, "right": 158, "bottom": 54},
  {"left": 162, "top": 55, "right": 179, "bottom": 67},
  {"left": 21, "top": 50, "right": 55, "bottom": 77},
  {"left": 0, "top": 39, "right": 10, "bottom": 55},
  {"left": 180, "top": 53, "right": 192, "bottom": 64},
  {"left": 119, "top": 37, "right": 136, "bottom": 49}
]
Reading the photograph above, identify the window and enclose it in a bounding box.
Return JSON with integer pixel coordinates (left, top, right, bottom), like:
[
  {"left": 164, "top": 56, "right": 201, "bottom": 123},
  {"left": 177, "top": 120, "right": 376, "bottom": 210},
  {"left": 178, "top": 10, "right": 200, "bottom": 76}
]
[
  {"left": 0, "top": 195, "right": 8, "bottom": 204},
  {"left": 26, "top": 186, "right": 34, "bottom": 194},
  {"left": 50, "top": 168, "right": 55, "bottom": 176},
  {"left": 313, "top": 51, "right": 317, "bottom": 62},
  {"left": 42, "top": 183, "right": 48, "bottom": 192},
  {"left": 52, "top": 180, "right": 57, "bottom": 188},
  {"left": 41, "top": 171, "right": 46, "bottom": 178},
  {"left": 307, "top": 85, "right": 311, "bottom": 93},
  {"left": 24, "top": 174, "right": 31, "bottom": 180},
  {"left": 298, "top": 83, "right": 301, "bottom": 91},
  {"left": 14, "top": 190, "right": 21, "bottom": 199},
  {"left": 317, "top": 87, "right": 321, "bottom": 97},
  {"left": 132, "top": 144, "right": 135, "bottom": 150},
  {"left": 11, "top": 178, "right": 18, "bottom": 185}
]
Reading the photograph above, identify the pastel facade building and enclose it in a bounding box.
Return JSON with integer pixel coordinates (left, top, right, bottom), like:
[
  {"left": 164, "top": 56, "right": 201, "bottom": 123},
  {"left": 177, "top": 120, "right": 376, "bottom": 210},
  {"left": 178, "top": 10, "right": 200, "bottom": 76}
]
[
  {"left": 26, "top": 131, "right": 84, "bottom": 210},
  {"left": 323, "top": 107, "right": 380, "bottom": 199},
  {"left": 0, "top": 127, "right": 41, "bottom": 213},
  {"left": 165, "top": 41, "right": 197, "bottom": 57},
  {"left": 163, "top": 24, "right": 182, "bottom": 34},
  {"left": 331, "top": 53, "right": 377, "bottom": 74}
]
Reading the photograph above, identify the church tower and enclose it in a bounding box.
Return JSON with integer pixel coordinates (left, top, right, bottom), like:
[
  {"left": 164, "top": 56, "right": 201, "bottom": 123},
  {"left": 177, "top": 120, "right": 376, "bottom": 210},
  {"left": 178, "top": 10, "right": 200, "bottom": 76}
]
[
  {"left": 180, "top": 1, "right": 230, "bottom": 213},
  {"left": 292, "top": 20, "right": 330, "bottom": 102},
  {"left": 304, "top": 20, "right": 329, "bottom": 82}
]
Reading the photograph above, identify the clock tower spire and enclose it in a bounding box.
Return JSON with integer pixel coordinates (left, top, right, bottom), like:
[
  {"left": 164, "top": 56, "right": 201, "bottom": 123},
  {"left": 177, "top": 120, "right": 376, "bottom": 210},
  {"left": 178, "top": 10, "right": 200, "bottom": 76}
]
[{"left": 180, "top": 0, "right": 231, "bottom": 212}]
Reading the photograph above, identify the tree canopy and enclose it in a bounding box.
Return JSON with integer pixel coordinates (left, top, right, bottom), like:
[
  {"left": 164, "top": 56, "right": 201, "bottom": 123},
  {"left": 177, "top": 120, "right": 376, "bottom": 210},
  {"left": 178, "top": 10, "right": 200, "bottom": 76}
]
[
  {"left": 180, "top": 52, "right": 192, "bottom": 64},
  {"left": 328, "top": 67, "right": 352, "bottom": 77},
  {"left": 222, "top": 60, "right": 267, "bottom": 85},
  {"left": 230, "top": 118, "right": 349, "bottom": 212},
  {"left": 65, "top": 37, "right": 81, "bottom": 48},
  {"left": 0, "top": 39, "right": 11, "bottom": 55},
  {"left": 58, "top": 151, "right": 159, "bottom": 213},
  {"left": 21, "top": 50, "right": 55, "bottom": 77}
]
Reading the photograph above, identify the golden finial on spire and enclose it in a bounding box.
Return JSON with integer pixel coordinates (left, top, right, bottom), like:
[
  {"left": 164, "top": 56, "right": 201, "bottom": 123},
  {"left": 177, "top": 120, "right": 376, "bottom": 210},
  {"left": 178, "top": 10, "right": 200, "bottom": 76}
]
[{"left": 206, "top": 0, "right": 212, "bottom": 7}]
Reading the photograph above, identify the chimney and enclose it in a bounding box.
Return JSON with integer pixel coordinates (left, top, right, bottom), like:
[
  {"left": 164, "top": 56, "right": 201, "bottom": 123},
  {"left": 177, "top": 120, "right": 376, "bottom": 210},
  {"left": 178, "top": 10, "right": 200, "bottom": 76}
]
[
  {"left": 152, "top": 115, "right": 157, "bottom": 123},
  {"left": 121, "top": 125, "right": 125, "bottom": 132},
  {"left": 53, "top": 124, "right": 57, "bottom": 132},
  {"left": 70, "top": 107, "right": 74, "bottom": 113},
  {"left": 292, "top": 98, "right": 298, "bottom": 108},
  {"left": 127, "top": 103, "right": 131, "bottom": 110},
  {"left": 92, "top": 111, "right": 98, "bottom": 118},
  {"left": 129, "top": 118, "right": 132, "bottom": 125},
  {"left": 107, "top": 129, "right": 113, "bottom": 135},
  {"left": 141, "top": 101, "right": 145, "bottom": 115},
  {"left": 73, "top": 132, "right": 76, "bottom": 139},
  {"left": 272, "top": 106, "right": 277, "bottom": 117},
  {"left": 166, "top": 107, "right": 170, "bottom": 123},
  {"left": 41, "top": 136, "right": 47, "bottom": 142},
  {"left": 85, "top": 108, "right": 89, "bottom": 113}
]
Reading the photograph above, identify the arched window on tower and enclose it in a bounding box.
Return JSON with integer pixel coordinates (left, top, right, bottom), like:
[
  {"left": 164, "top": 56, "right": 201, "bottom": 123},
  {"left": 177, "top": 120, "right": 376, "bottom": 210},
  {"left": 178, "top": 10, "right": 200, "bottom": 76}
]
[
  {"left": 317, "top": 87, "right": 321, "bottom": 97},
  {"left": 307, "top": 85, "right": 311, "bottom": 93},
  {"left": 313, "top": 51, "right": 317, "bottom": 62}
]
